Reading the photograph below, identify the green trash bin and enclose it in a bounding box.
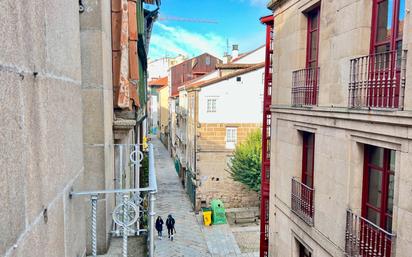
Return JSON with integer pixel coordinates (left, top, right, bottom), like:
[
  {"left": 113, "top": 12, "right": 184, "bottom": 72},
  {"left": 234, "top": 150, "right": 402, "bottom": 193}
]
[{"left": 210, "top": 199, "right": 227, "bottom": 224}]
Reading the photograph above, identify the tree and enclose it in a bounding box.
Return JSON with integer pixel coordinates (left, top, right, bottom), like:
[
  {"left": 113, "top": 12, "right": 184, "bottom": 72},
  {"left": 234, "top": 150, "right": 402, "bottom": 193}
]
[{"left": 228, "top": 130, "right": 262, "bottom": 192}]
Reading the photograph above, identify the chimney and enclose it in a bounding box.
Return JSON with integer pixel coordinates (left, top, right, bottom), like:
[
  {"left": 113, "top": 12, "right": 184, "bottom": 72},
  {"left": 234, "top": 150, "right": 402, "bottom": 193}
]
[
  {"left": 232, "top": 44, "right": 239, "bottom": 60},
  {"left": 223, "top": 52, "right": 232, "bottom": 64}
]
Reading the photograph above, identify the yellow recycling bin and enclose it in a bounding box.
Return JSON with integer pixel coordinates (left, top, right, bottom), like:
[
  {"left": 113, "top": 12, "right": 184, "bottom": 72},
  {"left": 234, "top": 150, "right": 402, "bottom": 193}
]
[{"left": 202, "top": 208, "right": 212, "bottom": 226}]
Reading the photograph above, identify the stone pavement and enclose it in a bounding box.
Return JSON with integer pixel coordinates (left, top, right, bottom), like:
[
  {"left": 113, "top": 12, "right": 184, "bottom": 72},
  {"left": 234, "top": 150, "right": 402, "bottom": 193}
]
[
  {"left": 153, "top": 138, "right": 211, "bottom": 257},
  {"left": 152, "top": 137, "right": 259, "bottom": 257}
]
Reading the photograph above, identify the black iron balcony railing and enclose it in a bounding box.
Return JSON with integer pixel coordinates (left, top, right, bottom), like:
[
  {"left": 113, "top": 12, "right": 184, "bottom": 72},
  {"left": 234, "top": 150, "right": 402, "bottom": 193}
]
[
  {"left": 292, "top": 67, "right": 319, "bottom": 106},
  {"left": 291, "top": 178, "right": 314, "bottom": 226},
  {"left": 345, "top": 209, "right": 395, "bottom": 257},
  {"left": 348, "top": 50, "right": 407, "bottom": 109}
]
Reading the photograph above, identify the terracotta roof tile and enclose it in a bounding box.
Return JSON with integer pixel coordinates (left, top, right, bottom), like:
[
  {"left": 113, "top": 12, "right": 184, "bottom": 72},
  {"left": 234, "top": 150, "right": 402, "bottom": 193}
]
[
  {"left": 183, "top": 62, "right": 265, "bottom": 91},
  {"left": 148, "top": 76, "right": 168, "bottom": 87}
]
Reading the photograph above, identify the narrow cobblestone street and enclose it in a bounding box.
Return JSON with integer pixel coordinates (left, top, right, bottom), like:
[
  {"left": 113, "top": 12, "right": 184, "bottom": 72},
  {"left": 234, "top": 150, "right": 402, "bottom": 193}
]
[
  {"left": 152, "top": 138, "right": 260, "bottom": 257},
  {"left": 153, "top": 138, "right": 211, "bottom": 257}
]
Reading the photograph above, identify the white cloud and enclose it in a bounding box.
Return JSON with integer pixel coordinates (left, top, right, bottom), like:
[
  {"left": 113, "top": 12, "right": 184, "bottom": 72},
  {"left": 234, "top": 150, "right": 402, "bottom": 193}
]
[{"left": 148, "top": 23, "right": 226, "bottom": 59}]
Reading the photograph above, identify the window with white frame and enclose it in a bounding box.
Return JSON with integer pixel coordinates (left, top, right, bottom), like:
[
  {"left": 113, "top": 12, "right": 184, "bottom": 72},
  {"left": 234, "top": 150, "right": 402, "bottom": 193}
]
[
  {"left": 207, "top": 98, "right": 217, "bottom": 113},
  {"left": 226, "top": 127, "right": 237, "bottom": 149}
]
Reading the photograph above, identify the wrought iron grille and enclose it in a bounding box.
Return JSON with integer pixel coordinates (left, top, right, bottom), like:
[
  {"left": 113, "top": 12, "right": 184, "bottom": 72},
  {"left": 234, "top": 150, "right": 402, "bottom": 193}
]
[
  {"left": 345, "top": 209, "right": 395, "bottom": 257},
  {"left": 292, "top": 67, "right": 319, "bottom": 106},
  {"left": 348, "top": 50, "right": 407, "bottom": 109},
  {"left": 70, "top": 144, "right": 157, "bottom": 257},
  {"left": 291, "top": 178, "right": 314, "bottom": 226}
]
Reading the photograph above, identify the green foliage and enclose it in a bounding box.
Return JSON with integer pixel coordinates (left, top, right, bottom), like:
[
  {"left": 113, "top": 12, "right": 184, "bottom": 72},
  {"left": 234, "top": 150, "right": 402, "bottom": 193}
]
[
  {"left": 228, "top": 130, "right": 262, "bottom": 193},
  {"left": 140, "top": 153, "right": 149, "bottom": 188}
]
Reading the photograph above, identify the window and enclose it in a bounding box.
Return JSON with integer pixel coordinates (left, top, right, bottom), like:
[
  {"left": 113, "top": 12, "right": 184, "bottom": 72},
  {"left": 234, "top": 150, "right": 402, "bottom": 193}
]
[
  {"left": 371, "top": 0, "right": 405, "bottom": 54},
  {"left": 236, "top": 76, "right": 242, "bottom": 82},
  {"left": 302, "top": 132, "right": 315, "bottom": 188},
  {"left": 297, "top": 240, "right": 312, "bottom": 257},
  {"left": 306, "top": 7, "right": 320, "bottom": 69},
  {"left": 226, "top": 127, "right": 237, "bottom": 149},
  {"left": 207, "top": 98, "right": 217, "bottom": 113},
  {"left": 205, "top": 56, "right": 211, "bottom": 66},
  {"left": 362, "top": 145, "right": 395, "bottom": 232}
]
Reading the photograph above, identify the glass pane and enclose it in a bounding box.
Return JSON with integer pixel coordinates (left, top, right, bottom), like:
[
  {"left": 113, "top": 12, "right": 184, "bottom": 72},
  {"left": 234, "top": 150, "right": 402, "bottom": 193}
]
[
  {"left": 369, "top": 146, "right": 384, "bottom": 167},
  {"left": 396, "top": 40, "right": 403, "bottom": 69},
  {"left": 375, "top": 44, "right": 391, "bottom": 54},
  {"left": 376, "top": 0, "right": 393, "bottom": 43},
  {"left": 389, "top": 150, "right": 396, "bottom": 172},
  {"left": 306, "top": 147, "right": 313, "bottom": 172},
  {"left": 367, "top": 207, "right": 381, "bottom": 226},
  {"left": 310, "top": 31, "right": 318, "bottom": 61},
  {"left": 305, "top": 175, "right": 313, "bottom": 188},
  {"left": 368, "top": 168, "right": 382, "bottom": 208},
  {"left": 398, "top": 0, "right": 405, "bottom": 38},
  {"left": 310, "top": 10, "right": 319, "bottom": 30},
  {"left": 305, "top": 133, "right": 314, "bottom": 173},
  {"left": 387, "top": 174, "right": 394, "bottom": 214},
  {"left": 386, "top": 215, "right": 393, "bottom": 232}
]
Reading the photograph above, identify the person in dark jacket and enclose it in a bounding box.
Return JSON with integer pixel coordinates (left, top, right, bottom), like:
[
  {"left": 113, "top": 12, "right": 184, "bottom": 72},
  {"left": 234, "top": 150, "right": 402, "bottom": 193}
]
[
  {"left": 155, "top": 216, "right": 164, "bottom": 239},
  {"left": 166, "top": 214, "right": 176, "bottom": 241}
]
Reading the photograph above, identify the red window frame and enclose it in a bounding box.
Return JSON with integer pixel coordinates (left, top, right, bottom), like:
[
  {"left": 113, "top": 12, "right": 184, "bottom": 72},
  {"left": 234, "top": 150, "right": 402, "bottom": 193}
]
[
  {"left": 304, "top": 6, "right": 320, "bottom": 105},
  {"left": 370, "top": 0, "right": 404, "bottom": 54},
  {"left": 306, "top": 7, "right": 320, "bottom": 69},
  {"left": 362, "top": 145, "right": 395, "bottom": 232},
  {"left": 302, "top": 132, "right": 315, "bottom": 188},
  {"left": 368, "top": 0, "right": 405, "bottom": 108}
]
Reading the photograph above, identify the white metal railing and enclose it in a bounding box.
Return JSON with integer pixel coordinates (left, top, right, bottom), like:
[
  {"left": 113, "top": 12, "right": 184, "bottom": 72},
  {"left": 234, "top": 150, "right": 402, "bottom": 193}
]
[
  {"left": 70, "top": 143, "right": 157, "bottom": 257},
  {"left": 345, "top": 209, "right": 395, "bottom": 257}
]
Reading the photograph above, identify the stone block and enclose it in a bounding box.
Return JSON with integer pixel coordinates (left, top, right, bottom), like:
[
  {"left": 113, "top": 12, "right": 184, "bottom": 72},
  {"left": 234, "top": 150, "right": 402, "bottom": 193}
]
[
  {"left": 9, "top": 197, "right": 66, "bottom": 257},
  {"left": 0, "top": 71, "right": 28, "bottom": 255},
  {"left": 64, "top": 173, "right": 87, "bottom": 257},
  {"left": 80, "top": 0, "right": 103, "bottom": 30},
  {"left": 82, "top": 89, "right": 106, "bottom": 144},
  {"left": 84, "top": 146, "right": 106, "bottom": 191},
  {"left": 0, "top": 0, "right": 46, "bottom": 71},
  {"left": 81, "top": 30, "right": 104, "bottom": 88}
]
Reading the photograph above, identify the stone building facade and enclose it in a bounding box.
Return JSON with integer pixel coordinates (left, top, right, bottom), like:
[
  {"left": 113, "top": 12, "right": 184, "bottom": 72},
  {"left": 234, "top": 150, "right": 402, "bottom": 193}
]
[
  {"left": 0, "top": 0, "right": 159, "bottom": 256},
  {"left": 179, "top": 63, "right": 265, "bottom": 211},
  {"left": 265, "top": 0, "right": 412, "bottom": 256}
]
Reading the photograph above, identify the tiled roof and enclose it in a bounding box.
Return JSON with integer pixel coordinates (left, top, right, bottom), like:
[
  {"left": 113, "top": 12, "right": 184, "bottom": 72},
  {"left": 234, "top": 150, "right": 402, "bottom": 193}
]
[
  {"left": 183, "top": 62, "right": 265, "bottom": 91},
  {"left": 215, "top": 63, "right": 255, "bottom": 69},
  {"left": 148, "top": 76, "right": 168, "bottom": 87}
]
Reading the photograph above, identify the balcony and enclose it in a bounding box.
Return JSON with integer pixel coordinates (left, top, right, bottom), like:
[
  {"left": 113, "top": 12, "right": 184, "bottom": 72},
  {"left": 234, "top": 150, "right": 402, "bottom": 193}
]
[
  {"left": 70, "top": 144, "right": 158, "bottom": 257},
  {"left": 345, "top": 209, "right": 395, "bottom": 257},
  {"left": 291, "top": 178, "right": 314, "bottom": 226},
  {"left": 348, "top": 50, "right": 407, "bottom": 109},
  {"left": 291, "top": 67, "right": 319, "bottom": 106}
]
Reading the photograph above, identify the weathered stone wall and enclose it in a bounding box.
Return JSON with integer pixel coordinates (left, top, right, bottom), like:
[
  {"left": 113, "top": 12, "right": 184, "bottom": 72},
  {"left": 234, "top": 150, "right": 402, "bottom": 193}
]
[
  {"left": 196, "top": 123, "right": 260, "bottom": 209},
  {"left": 269, "top": 0, "right": 412, "bottom": 256},
  {"left": 197, "top": 123, "right": 260, "bottom": 150},
  {"left": 0, "top": 0, "right": 85, "bottom": 256},
  {"left": 80, "top": 0, "right": 115, "bottom": 253}
]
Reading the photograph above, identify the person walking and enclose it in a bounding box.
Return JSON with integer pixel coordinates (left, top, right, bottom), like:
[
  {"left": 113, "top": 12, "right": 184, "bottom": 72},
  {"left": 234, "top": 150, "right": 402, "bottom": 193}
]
[
  {"left": 155, "top": 216, "right": 164, "bottom": 239},
  {"left": 166, "top": 214, "right": 176, "bottom": 241}
]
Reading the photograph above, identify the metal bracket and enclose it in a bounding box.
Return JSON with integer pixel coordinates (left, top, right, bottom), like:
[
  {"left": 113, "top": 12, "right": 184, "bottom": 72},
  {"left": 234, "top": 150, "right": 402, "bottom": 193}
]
[{"left": 79, "top": 0, "right": 85, "bottom": 13}]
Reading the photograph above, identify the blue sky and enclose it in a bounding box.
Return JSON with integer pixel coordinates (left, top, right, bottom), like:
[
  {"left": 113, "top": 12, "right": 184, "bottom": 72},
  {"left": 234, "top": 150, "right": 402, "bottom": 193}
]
[{"left": 147, "top": 0, "right": 270, "bottom": 60}]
